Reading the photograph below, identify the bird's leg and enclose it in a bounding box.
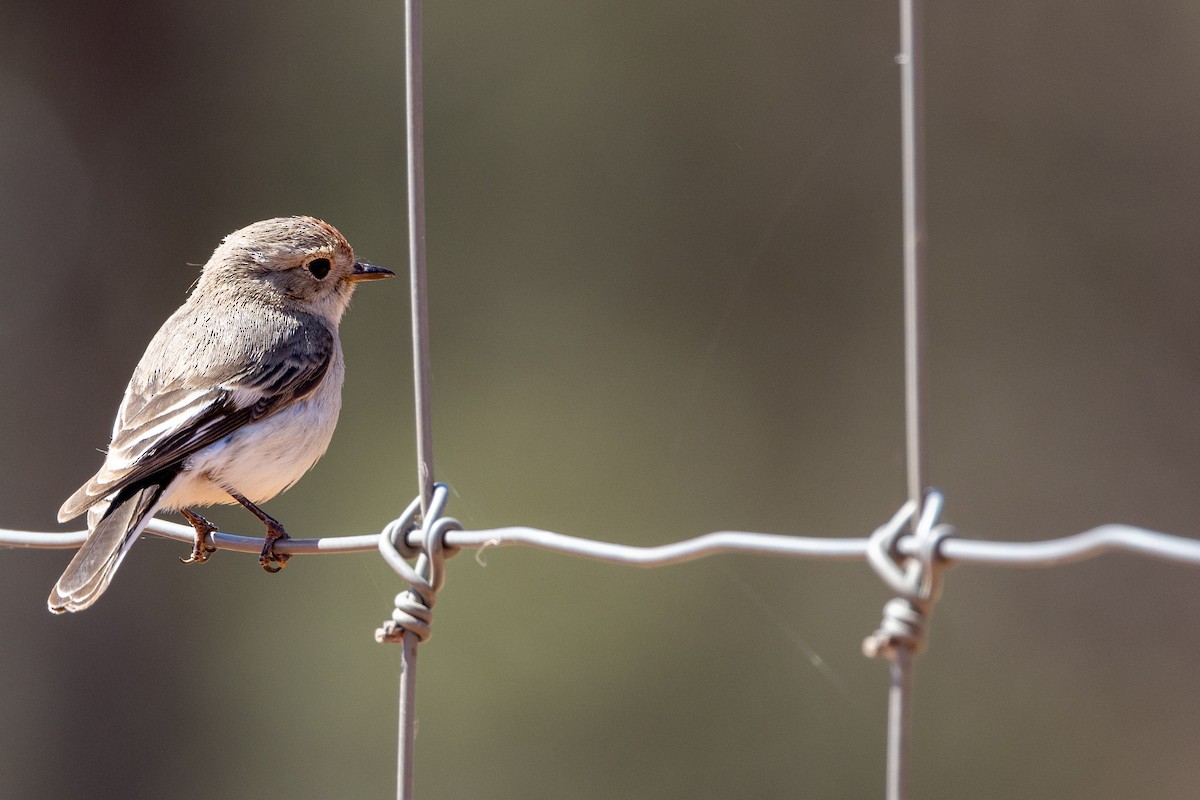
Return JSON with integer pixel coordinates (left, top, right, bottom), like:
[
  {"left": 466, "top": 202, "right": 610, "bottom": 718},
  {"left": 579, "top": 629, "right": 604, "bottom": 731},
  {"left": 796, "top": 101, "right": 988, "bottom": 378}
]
[
  {"left": 179, "top": 507, "right": 219, "bottom": 565},
  {"left": 229, "top": 492, "right": 291, "bottom": 573}
]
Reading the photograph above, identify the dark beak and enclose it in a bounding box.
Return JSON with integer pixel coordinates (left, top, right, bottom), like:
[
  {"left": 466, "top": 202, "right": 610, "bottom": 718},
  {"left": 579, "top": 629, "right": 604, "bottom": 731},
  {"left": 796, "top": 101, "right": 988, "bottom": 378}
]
[{"left": 347, "top": 261, "right": 396, "bottom": 282}]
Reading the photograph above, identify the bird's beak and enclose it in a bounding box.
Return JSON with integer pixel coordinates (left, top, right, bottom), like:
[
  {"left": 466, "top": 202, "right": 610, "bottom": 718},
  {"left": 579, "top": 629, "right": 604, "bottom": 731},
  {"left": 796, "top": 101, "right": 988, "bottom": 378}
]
[{"left": 347, "top": 261, "right": 396, "bottom": 282}]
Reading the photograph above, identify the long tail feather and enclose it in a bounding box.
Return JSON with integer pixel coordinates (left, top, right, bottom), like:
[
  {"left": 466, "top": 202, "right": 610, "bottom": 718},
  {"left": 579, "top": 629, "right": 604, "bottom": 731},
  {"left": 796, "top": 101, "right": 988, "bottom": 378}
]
[{"left": 48, "top": 476, "right": 172, "bottom": 613}]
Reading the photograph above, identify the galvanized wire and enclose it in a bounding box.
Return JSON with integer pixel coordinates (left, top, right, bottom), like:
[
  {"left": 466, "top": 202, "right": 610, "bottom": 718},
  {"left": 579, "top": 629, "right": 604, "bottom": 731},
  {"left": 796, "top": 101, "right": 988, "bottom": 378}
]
[
  {"left": 893, "top": 0, "right": 928, "bottom": 794},
  {"left": 899, "top": 0, "right": 927, "bottom": 517},
  {"left": 6, "top": 514, "right": 1200, "bottom": 569},
  {"left": 6, "top": 2, "right": 1199, "bottom": 799},
  {"left": 405, "top": 0, "right": 434, "bottom": 521},
  {"left": 394, "top": 3, "right": 431, "bottom": 799}
]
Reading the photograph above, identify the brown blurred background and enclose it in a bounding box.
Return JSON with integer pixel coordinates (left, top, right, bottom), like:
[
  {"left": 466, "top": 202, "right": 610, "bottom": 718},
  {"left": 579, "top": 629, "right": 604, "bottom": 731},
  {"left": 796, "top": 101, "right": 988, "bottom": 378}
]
[{"left": 2, "top": 1, "right": 1199, "bottom": 798}]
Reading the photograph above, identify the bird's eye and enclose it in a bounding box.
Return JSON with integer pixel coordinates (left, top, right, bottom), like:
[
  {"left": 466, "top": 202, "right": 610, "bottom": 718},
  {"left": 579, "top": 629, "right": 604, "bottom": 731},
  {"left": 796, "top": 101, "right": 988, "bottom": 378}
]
[{"left": 307, "top": 258, "right": 331, "bottom": 279}]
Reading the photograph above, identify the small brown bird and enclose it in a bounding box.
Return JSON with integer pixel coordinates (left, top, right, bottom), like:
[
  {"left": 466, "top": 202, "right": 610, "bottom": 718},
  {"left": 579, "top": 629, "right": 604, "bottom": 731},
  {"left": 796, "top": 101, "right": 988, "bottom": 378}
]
[{"left": 50, "top": 216, "right": 393, "bottom": 613}]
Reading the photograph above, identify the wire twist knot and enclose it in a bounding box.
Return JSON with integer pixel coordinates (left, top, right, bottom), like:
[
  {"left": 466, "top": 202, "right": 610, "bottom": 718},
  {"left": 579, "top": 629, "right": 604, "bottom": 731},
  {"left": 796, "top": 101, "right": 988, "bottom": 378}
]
[
  {"left": 375, "top": 483, "right": 461, "bottom": 644},
  {"left": 863, "top": 489, "right": 954, "bottom": 659}
]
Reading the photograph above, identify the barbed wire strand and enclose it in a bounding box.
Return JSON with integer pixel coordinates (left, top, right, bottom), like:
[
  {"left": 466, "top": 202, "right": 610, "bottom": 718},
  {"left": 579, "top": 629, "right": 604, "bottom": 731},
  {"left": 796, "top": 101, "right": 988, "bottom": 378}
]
[{"left": 398, "top": 2, "right": 429, "bottom": 799}]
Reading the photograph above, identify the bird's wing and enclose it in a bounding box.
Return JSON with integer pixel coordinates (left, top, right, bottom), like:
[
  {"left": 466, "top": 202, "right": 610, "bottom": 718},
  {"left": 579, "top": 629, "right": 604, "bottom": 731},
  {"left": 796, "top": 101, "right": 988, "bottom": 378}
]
[{"left": 58, "top": 316, "right": 334, "bottom": 521}]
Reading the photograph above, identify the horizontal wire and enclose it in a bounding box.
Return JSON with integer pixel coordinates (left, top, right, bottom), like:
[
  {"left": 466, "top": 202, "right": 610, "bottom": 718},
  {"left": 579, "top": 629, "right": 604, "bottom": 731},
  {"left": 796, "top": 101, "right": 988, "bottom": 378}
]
[{"left": 4, "top": 519, "right": 1199, "bottom": 569}]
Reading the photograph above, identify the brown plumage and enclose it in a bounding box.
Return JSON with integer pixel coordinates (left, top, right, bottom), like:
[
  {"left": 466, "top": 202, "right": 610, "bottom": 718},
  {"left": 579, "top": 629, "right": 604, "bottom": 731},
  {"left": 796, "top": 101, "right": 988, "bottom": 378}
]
[{"left": 50, "top": 216, "right": 393, "bottom": 612}]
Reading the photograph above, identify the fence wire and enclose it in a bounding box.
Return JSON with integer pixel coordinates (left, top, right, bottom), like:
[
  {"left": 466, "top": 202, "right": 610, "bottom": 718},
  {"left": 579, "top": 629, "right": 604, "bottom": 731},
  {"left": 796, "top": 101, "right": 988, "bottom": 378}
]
[
  {"left": 6, "top": 516, "right": 1200, "bottom": 570},
  {"left": 6, "top": 1, "right": 1199, "bottom": 799}
]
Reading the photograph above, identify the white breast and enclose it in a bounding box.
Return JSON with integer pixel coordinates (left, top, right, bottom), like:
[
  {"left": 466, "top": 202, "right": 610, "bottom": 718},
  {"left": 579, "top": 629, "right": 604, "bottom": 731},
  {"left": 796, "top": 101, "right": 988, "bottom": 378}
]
[{"left": 159, "top": 347, "right": 346, "bottom": 510}]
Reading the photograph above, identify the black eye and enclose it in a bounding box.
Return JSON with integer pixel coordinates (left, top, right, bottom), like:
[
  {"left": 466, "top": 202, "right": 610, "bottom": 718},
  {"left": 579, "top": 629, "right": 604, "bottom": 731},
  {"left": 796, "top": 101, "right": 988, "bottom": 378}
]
[{"left": 307, "top": 258, "right": 331, "bottom": 279}]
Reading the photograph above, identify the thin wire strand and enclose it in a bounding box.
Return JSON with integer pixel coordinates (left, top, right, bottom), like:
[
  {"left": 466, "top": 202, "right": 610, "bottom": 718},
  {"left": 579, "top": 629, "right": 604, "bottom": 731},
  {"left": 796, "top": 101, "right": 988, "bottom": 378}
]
[
  {"left": 400, "top": 3, "right": 427, "bottom": 800},
  {"left": 886, "top": 649, "right": 912, "bottom": 800},
  {"left": 900, "top": 0, "right": 926, "bottom": 516},
  {"left": 7, "top": 520, "right": 1200, "bottom": 569},
  {"left": 407, "top": 0, "right": 434, "bottom": 520},
  {"left": 894, "top": 1, "right": 926, "bottom": 797},
  {"left": 398, "top": 632, "right": 418, "bottom": 800}
]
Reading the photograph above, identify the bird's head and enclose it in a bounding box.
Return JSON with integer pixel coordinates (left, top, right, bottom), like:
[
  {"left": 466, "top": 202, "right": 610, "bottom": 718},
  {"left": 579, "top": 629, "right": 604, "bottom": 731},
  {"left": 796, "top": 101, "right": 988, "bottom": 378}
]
[{"left": 198, "top": 216, "right": 394, "bottom": 323}]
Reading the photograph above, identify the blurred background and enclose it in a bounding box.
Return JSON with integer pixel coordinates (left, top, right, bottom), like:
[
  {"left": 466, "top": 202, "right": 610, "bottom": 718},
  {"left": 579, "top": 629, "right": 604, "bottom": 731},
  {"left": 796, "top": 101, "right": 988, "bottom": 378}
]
[{"left": 2, "top": 1, "right": 1199, "bottom": 797}]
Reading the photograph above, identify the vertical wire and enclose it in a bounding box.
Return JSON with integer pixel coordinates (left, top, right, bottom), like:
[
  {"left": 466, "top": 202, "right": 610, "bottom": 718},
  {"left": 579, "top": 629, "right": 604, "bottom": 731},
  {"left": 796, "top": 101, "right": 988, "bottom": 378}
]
[
  {"left": 398, "top": 633, "right": 419, "bottom": 800},
  {"left": 899, "top": 0, "right": 926, "bottom": 512},
  {"left": 400, "top": 2, "right": 428, "bottom": 799},
  {"left": 892, "top": 1, "right": 925, "bottom": 800},
  {"left": 406, "top": 0, "right": 434, "bottom": 520},
  {"left": 886, "top": 647, "right": 913, "bottom": 800}
]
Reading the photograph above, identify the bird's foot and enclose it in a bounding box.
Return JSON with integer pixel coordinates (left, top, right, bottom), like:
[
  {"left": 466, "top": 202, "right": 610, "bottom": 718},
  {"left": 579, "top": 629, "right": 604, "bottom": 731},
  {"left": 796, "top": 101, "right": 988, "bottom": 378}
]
[
  {"left": 228, "top": 491, "right": 292, "bottom": 573},
  {"left": 179, "top": 508, "right": 219, "bottom": 565},
  {"left": 260, "top": 521, "right": 291, "bottom": 573}
]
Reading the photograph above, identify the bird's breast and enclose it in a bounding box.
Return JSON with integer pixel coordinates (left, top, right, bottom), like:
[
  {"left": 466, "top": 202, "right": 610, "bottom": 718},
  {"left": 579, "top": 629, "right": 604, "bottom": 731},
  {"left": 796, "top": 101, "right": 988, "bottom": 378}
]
[{"left": 163, "top": 349, "right": 346, "bottom": 508}]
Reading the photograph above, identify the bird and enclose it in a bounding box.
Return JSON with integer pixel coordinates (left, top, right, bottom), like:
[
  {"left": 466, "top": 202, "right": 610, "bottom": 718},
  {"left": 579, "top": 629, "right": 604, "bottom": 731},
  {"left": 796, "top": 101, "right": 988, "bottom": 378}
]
[{"left": 49, "top": 216, "right": 394, "bottom": 613}]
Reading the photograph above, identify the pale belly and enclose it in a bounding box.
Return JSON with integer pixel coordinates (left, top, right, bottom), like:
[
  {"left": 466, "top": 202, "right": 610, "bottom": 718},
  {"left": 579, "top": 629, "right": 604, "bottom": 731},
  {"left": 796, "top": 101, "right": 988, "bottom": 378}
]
[{"left": 158, "top": 366, "right": 344, "bottom": 510}]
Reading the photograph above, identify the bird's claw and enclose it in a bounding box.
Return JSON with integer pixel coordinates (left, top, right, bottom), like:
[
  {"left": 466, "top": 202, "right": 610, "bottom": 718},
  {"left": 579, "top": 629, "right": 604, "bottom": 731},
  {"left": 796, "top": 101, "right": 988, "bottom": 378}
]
[
  {"left": 180, "top": 509, "right": 219, "bottom": 565},
  {"left": 259, "top": 524, "right": 291, "bottom": 573}
]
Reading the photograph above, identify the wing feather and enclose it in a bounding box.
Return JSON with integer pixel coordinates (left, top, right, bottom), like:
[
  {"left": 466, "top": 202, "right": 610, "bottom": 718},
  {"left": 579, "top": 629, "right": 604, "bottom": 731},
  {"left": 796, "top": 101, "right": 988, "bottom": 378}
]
[{"left": 59, "top": 307, "right": 334, "bottom": 521}]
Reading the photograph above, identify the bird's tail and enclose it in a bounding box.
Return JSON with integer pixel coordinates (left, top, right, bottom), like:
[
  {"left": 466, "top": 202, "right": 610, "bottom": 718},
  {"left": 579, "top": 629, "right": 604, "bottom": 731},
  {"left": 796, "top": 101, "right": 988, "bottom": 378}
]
[{"left": 48, "top": 477, "right": 170, "bottom": 613}]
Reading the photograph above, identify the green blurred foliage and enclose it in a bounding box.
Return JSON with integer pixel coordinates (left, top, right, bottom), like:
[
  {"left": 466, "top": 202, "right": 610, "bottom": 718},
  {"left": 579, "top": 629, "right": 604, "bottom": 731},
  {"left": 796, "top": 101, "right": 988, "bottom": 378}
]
[{"left": 1, "top": 1, "right": 1199, "bottom": 798}]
